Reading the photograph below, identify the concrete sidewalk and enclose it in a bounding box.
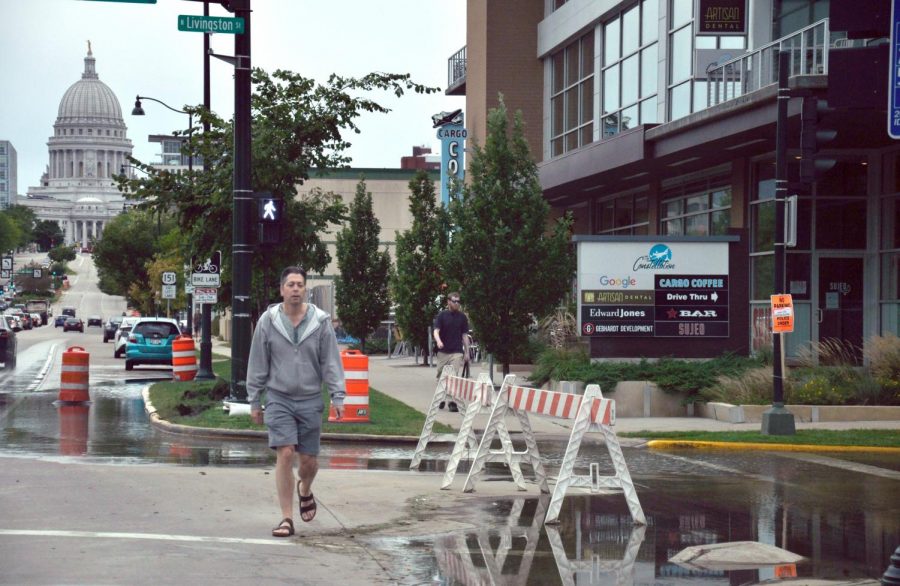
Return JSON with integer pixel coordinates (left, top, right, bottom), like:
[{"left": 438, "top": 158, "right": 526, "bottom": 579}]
[{"left": 210, "top": 338, "right": 900, "bottom": 436}]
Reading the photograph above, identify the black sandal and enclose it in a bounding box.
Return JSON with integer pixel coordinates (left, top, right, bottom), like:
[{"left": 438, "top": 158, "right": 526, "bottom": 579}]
[
  {"left": 272, "top": 518, "right": 294, "bottom": 537},
  {"left": 297, "top": 481, "right": 317, "bottom": 522}
]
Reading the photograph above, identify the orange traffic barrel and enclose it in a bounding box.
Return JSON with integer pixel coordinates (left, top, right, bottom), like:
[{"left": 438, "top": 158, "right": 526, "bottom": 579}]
[
  {"left": 172, "top": 335, "right": 198, "bottom": 381},
  {"left": 329, "top": 349, "right": 369, "bottom": 423},
  {"left": 59, "top": 346, "right": 90, "bottom": 402}
]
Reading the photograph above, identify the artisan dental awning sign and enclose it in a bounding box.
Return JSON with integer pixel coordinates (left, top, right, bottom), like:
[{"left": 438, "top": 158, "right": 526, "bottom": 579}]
[{"left": 576, "top": 239, "right": 730, "bottom": 338}]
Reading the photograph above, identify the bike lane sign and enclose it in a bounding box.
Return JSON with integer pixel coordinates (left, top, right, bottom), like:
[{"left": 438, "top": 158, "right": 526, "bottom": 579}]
[{"left": 191, "top": 251, "right": 221, "bottom": 287}]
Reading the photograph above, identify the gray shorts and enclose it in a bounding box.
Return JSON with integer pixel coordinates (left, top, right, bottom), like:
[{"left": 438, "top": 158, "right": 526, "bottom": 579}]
[
  {"left": 435, "top": 351, "right": 464, "bottom": 379},
  {"left": 264, "top": 398, "right": 324, "bottom": 455}
]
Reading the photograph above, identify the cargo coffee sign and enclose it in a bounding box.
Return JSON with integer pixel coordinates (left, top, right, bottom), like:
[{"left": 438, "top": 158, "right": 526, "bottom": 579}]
[
  {"left": 577, "top": 240, "right": 729, "bottom": 338},
  {"left": 696, "top": 0, "right": 747, "bottom": 35}
]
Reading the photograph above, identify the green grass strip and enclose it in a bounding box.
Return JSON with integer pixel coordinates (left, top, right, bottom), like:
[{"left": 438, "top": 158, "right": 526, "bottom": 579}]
[{"left": 619, "top": 429, "right": 900, "bottom": 448}]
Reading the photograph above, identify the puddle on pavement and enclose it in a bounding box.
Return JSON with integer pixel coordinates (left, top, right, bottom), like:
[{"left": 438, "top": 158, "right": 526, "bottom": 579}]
[{"left": 367, "top": 483, "right": 898, "bottom": 585}]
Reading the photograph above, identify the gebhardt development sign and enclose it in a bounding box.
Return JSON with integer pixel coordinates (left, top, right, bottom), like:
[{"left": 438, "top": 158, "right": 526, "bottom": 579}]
[{"left": 576, "top": 239, "right": 730, "bottom": 338}]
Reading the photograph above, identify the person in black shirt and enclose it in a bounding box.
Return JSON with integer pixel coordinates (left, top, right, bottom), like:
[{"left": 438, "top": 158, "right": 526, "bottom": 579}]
[{"left": 433, "top": 292, "right": 470, "bottom": 411}]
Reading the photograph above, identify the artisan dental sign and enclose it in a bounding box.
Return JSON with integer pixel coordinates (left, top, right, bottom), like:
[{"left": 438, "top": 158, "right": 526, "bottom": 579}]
[
  {"left": 695, "top": 0, "right": 747, "bottom": 35},
  {"left": 576, "top": 238, "right": 730, "bottom": 338}
]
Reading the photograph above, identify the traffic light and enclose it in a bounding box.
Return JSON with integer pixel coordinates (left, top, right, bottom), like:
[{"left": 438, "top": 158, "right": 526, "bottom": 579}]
[
  {"left": 799, "top": 97, "right": 837, "bottom": 184},
  {"left": 257, "top": 192, "right": 284, "bottom": 246}
]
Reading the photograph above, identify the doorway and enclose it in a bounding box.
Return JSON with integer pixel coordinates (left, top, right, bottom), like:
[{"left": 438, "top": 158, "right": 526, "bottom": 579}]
[{"left": 816, "top": 256, "right": 864, "bottom": 363}]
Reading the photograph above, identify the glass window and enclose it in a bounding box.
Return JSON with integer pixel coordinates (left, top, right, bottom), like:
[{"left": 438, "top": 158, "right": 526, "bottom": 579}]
[
  {"left": 669, "top": 81, "right": 691, "bottom": 120},
  {"left": 670, "top": 26, "right": 692, "bottom": 83},
  {"left": 593, "top": 192, "right": 651, "bottom": 234},
  {"left": 815, "top": 199, "right": 867, "bottom": 249},
  {"left": 752, "top": 255, "right": 775, "bottom": 299},
  {"left": 882, "top": 196, "right": 899, "bottom": 249},
  {"left": 671, "top": 0, "right": 692, "bottom": 28},
  {"left": 600, "top": 3, "right": 659, "bottom": 140},
  {"left": 753, "top": 200, "right": 775, "bottom": 252},
  {"left": 550, "top": 32, "right": 595, "bottom": 157}
]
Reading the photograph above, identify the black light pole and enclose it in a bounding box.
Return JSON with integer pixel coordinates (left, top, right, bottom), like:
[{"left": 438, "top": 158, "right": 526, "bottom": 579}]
[
  {"left": 761, "top": 50, "right": 796, "bottom": 436},
  {"left": 196, "top": 1, "right": 215, "bottom": 380},
  {"left": 131, "top": 95, "right": 194, "bottom": 336},
  {"left": 229, "top": 0, "right": 252, "bottom": 402}
]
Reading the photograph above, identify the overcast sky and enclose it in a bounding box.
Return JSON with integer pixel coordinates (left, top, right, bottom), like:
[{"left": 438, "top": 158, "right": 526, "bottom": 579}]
[{"left": 0, "top": 0, "right": 465, "bottom": 194}]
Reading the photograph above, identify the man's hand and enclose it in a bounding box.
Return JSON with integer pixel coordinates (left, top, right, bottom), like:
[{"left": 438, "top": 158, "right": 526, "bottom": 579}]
[
  {"left": 333, "top": 406, "right": 344, "bottom": 420},
  {"left": 250, "top": 408, "right": 263, "bottom": 425}
]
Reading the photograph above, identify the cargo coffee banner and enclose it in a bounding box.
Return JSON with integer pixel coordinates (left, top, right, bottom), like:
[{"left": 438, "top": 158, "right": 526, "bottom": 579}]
[{"left": 577, "top": 240, "right": 729, "bottom": 338}]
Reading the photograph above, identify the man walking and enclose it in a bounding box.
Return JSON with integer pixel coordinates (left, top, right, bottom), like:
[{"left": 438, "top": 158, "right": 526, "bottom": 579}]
[
  {"left": 433, "top": 291, "right": 470, "bottom": 412},
  {"left": 247, "top": 266, "right": 345, "bottom": 537}
]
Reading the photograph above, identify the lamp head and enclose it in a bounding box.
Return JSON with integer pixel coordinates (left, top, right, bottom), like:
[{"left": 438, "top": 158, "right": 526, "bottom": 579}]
[{"left": 131, "top": 96, "right": 145, "bottom": 116}]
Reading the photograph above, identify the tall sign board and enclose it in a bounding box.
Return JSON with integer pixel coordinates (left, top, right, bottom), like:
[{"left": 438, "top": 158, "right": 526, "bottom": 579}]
[
  {"left": 890, "top": 0, "right": 900, "bottom": 138},
  {"left": 576, "top": 238, "right": 731, "bottom": 339},
  {"left": 432, "top": 109, "right": 466, "bottom": 206}
]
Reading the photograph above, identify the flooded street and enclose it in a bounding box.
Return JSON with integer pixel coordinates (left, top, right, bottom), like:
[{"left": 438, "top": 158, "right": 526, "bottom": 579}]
[{"left": 1, "top": 377, "right": 898, "bottom": 584}]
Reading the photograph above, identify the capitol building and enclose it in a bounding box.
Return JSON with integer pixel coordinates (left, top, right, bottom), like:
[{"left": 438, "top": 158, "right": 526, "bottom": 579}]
[{"left": 19, "top": 45, "right": 133, "bottom": 248}]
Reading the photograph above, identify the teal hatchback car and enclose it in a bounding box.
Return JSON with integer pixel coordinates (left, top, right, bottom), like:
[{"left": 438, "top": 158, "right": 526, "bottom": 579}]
[{"left": 125, "top": 318, "right": 181, "bottom": 371}]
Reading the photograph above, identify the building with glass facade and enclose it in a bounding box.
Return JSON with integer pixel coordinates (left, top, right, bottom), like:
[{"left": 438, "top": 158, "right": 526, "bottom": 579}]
[
  {"left": 450, "top": 0, "right": 898, "bottom": 362},
  {"left": 0, "top": 140, "right": 16, "bottom": 211}
]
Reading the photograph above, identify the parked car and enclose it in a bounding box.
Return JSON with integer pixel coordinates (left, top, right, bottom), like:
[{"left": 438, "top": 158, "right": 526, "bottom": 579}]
[
  {"left": 125, "top": 318, "right": 181, "bottom": 371},
  {"left": 19, "top": 313, "right": 32, "bottom": 330},
  {"left": 0, "top": 315, "right": 16, "bottom": 369},
  {"left": 3, "top": 315, "right": 21, "bottom": 333},
  {"left": 103, "top": 316, "right": 123, "bottom": 343},
  {"left": 54, "top": 315, "right": 67, "bottom": 328},
  {"left": 30, "top": 313, "right": 42, "bottom": 327},
  {"left": 63, "top": 317, "right": 84, "bottom": 333},
  {"left": 114, "top": 316, "right": 142, "bottom": 358},
  {"left": 87, "top": 315, "right": 102, "bottom": 327}
]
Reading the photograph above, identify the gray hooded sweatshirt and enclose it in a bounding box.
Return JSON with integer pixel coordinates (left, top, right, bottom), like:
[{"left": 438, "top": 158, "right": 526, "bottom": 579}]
[{"left": 246, "top": 302, "right": 345, "bottom": 411}]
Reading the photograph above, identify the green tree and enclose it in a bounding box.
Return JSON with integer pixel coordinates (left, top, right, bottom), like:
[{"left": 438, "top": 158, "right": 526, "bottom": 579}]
[
  {"left": 47, "top": 245, "right": 76, "bottom": 264},
  {"left": 116, "top": 68, "right": 436, "bottom": 318},
  {"left": 92, "top": 209, "right": 175, "bottom": 307},
  {"left": 335, "top": 177, "right": 392, "bottom": 353},
  {"left": 0, "top": 212, "right": 22, "bottom": 254},
  {"left": 445, "top": 96, "right": 574, "bottom": 375},
  {"left": 392, "top": 170, "right": 449, "bottom": 363},
  {"left": 33, "top": 220, "right": 64, "bottom": 251},
  {"left": 2, "top": 205, "right": 36, "bottom": 250}
]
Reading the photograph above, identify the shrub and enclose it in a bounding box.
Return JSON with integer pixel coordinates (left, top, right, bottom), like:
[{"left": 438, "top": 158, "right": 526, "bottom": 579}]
[
  {"left": 864, "top": 334, "right": 900, "bottom": 396},
  {"left": 701, "top": 367, "right": 779, "bottom": 405}
]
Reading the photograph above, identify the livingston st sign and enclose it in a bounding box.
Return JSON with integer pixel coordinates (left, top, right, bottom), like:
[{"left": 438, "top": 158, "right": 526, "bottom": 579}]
[{"left": 575, "top": 237, "right": 731, "bottom": 339}]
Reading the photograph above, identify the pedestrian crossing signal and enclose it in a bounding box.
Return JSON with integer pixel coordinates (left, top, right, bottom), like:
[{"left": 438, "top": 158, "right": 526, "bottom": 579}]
[{"left": 256, "top": 192, "right": 283, "bottom": 245}]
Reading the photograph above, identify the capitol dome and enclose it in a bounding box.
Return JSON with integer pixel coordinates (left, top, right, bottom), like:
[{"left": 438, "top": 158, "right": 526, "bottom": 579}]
[{"left": 56, "top": 46, "right": 124, "bottom": 124}]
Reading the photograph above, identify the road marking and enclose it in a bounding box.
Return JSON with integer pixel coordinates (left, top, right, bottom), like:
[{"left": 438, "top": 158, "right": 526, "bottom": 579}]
[
  {"left": 29, "top": 343, "right": 59, "bottom": 392},
  {"left": 775, "top": 452, "right": 900, "bottom": 480},
  {"left": 0, "top": 529, "right": 292, "bottom": 547}
]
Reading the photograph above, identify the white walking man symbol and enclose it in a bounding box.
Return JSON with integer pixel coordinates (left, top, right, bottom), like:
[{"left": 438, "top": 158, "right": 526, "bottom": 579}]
[{"left": 262, "top": 199, "right": 277, "bottom": 221}]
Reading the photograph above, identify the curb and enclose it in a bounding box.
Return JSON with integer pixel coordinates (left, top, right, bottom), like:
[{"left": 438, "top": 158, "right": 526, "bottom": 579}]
[
  {"left": 142, "top": 386, "right": 437, "bottom": 445},
  {"left": 646, "top": 439, "right": 900, "bottom": 453}
]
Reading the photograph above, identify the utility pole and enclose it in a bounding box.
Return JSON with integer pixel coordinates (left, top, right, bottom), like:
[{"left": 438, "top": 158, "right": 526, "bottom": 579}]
[
  {"left": 229, "top": 0, "right": 252, "bottom": 401},
  {"left": 761, "top": 49, "right": 796, "bottom": 436}
]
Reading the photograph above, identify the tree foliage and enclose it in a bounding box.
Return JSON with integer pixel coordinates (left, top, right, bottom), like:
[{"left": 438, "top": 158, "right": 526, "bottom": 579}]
[
  {"left": 115, "top": 67, "right": 437, "bottom": 319},
  {"left": 2, "top": 205, "right": 36, "bottom": 249},
  {"left": 33, "top": 220, "right": 64, "bottom": 251},
  {"left": 392, "top": 170, "right": 449, "bottom": 360},
  {"left": 335, "top": 177, "right": 392, "bottom": 352},
  {"left": 444, "top": 96, "right": 574, "bottom": 374},
  {"left": 48, "top": 245, "right": 76, "bottom": 264},
  {"left": 0, "top": 212, "right": 21, "bottom": 254},
  {"left": 92, "top": 209, "right": 176, "bottom": 308}
]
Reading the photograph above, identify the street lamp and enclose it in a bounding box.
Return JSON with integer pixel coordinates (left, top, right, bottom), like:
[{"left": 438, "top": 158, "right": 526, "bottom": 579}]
[{"left": 131, "top": 95, "right": 197, "bottom": 340}]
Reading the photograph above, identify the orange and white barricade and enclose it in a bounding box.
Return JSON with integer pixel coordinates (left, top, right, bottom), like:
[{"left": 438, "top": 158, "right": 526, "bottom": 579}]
[
  {"left": 171, "top": 335, "right": 198, "bottom": 381},
  {"left": 463, "top": 381, "right": 645, "bottom": 525},
  {"left": 410, "top": 365, "right": 485, "bottom": 472},
  {"left": 59, "top": 346, "right": 90, "bottom": 402},
  {"left": 330, "top": 350, "right": 369, "bottom": 423}
]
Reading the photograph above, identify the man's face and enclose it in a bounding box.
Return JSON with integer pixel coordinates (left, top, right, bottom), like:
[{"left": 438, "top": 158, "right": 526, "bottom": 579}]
[
  {"left": 448, "top": 296, "right": 461, "bottom": 312},
  {"left": 281, "top": 274, "right": 307, "bottom": 305}
]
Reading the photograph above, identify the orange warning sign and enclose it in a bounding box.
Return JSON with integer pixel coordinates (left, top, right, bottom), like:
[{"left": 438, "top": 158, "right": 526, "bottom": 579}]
[{"left": 770, "top": 294, "right": 794, "bottom": 333}]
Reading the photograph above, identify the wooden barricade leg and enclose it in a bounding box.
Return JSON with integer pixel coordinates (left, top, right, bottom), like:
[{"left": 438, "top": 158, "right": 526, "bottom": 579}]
[
  {"left": 463, "top": 376, "right": 524, "bottom": 492},
  {"left": 442, "top": 374, "right": 493, "bottom": 489},
  {"left": 545, "top": 386, "right": 645, "bottom": 525},
  {"left": 513, "top": 408, "right": 550, "bottom": 494},
  {"left": 409, "top": 366, "right": 454, "bottom": 470}
]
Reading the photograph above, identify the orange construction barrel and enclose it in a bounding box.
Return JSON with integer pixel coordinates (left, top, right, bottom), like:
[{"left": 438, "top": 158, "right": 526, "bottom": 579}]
[
  {"left": 329, "top": 349, "right": 369, "bottom": 423},
  {"left": 172, "top": 335, "right": 198, "bottom": 381},
  {"left": 58, "top": 403, "right": 89, "bottom": 456},
  {"left": 59, "top": 346, "right": 90, "bottom": 402}
]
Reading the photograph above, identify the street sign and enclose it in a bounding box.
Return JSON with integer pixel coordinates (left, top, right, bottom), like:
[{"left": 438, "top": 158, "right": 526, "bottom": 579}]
[
  {"left": 0, "top": 270, "right": 9, "bottom": 280},
  {"left": 194, "top": 287, "right": 217, "bottom": 304},
  {"left": 770, "top": 294, "right": 794, "bottom": 333},
  {"left": 1, "top": 257, "right": 11, "bottom": 271},
  {"left": 890, "top": 0, "right": 900, "bottom": 138},
  {"left": 33, "top": 269, "right": 42, "bottom": 279},
  {"left": 161, "top": 284, "right": 177, "bottom": 299},
  {"left": 185, "top": 284, "right": 195, "bottom": 294},
  {"left": 193, "top": 251, "right": 221, "bottom": 274},
  {"left": 192, "top": 273, "right": 221, "bottom": 287},
  {"left": 162, "top": 271, "right": 177, "bottom": 285},
  {"left": 178, "top": 14, "right": 245, "bottom": 34}
]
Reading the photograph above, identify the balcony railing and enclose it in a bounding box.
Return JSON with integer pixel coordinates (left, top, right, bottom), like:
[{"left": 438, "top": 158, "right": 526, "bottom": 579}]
[
  {"left": 447, "top": 46, "right": 467, "bottom": 89},
  {"left": 707, "top": 19, "right": 830, "bottom": 108}
]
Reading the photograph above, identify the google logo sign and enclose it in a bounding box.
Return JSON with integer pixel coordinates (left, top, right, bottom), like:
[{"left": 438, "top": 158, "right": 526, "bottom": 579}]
[{"left": 599, "top": 275, "right": 638, "bottom": 288}]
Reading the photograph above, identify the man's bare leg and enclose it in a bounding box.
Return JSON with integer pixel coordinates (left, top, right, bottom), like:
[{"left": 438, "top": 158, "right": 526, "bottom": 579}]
[
  {"left": 275, "top": 445, "right": 297, "bottom": 521},
  {"left": 298, "top": 453, "right": 319, "bottom": 521}
]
